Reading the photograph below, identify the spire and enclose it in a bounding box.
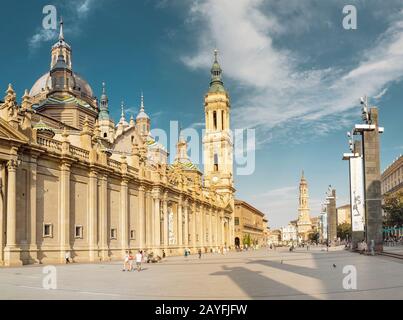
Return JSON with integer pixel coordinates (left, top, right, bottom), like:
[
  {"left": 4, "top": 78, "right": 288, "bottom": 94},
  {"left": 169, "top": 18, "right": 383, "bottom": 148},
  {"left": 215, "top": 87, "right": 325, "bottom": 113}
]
[
  {"left": 209, "top": 49, "right": 225, "bottom": 93},
  {"left": 140, "top": 91, "right": 144, "bottom": 112},
  {"left": 120, "top": 101, "right": 125, "bottom": 119},
  {"left": 98, "top": 82, "right": 110, "bottom": 120},
  {"left": 136, "top": 92, "right": 149, "bottom": 120},
  {"left": 59, "top": 17, "right": 64, "bottom": 41}
]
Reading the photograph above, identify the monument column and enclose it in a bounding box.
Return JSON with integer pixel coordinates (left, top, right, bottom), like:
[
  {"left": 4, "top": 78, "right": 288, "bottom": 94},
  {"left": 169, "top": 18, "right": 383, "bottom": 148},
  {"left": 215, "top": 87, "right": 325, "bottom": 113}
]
[
  {"left": 362, "top": 108, "right": 383, "bottom": 252},
  {"left": 88, "top": 170, "right": 98, "bottom": 261},
  {"left": 326, "top": 189, "right": 337, "bottom": 245},
  {"left": 59, "top": 160, "right": 71, "bottom": 263}
]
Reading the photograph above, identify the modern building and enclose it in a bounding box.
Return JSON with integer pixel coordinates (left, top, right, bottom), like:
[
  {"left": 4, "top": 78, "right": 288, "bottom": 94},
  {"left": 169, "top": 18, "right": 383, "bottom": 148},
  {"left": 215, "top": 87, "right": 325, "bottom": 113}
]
[
  {"left": 336, "top": 204, "right": 351, "bottom": 225},
  {"left": 382, "top": 154, "right": 403, "bottom": 197},
  {"left": 0, "top": 22, "right": 235, "bottom": 266},
  {"left": 234, "top": 200, "right": 268, "bottom": 248},
  {"left": 296, "top": 171, "right": 312, "bottom": 241}
]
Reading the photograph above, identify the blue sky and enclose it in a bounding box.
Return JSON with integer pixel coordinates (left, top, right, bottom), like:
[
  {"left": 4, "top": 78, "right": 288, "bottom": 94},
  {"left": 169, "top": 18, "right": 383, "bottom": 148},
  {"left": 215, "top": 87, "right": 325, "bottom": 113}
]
[{"left": 1, "top": 0, "right": 403, "bottom": 228}]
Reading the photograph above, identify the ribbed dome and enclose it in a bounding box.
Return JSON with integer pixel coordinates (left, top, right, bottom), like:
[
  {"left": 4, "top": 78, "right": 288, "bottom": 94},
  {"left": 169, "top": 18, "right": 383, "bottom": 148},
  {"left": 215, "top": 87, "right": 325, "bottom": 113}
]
[{"left": 29, "top": 72, "right": 94, "bottom": 98}]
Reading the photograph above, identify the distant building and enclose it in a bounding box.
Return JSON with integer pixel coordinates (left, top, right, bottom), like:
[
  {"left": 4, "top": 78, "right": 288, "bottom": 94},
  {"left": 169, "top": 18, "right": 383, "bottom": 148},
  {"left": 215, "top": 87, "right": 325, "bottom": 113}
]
[
  {"left": 234, "top": 200, "right": 268, "bottom": 248},
  {"left": 268, "top": 229, "right": 281, "bottom": 246},
  {"left": 337, "top": 204, "right": 351, "bottom": 225},
  {"left": 281, "top": 223, "right": 298, "bottom": 243},
  {"left": 382, "top": 154, "right": 403, "bottom": 196},
  {"left": 296, "top": 171, "right": 312, "bottom": 241}
]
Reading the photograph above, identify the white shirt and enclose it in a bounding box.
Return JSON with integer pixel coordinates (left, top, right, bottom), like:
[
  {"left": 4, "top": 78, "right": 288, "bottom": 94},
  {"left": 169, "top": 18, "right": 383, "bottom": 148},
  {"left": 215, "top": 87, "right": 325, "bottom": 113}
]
[{"left": 135, "top": 253, "right": 142, "bottom": 262}]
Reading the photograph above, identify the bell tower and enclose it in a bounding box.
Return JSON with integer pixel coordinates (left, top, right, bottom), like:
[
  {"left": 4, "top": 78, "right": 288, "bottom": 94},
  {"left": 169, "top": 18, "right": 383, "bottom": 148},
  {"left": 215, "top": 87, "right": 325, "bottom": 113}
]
[
  {"left": 203, "top": 50, "right": 234, "bottom": 201},
  {"left": 297, "top": 170, "right": 312, "bottom": 241}
]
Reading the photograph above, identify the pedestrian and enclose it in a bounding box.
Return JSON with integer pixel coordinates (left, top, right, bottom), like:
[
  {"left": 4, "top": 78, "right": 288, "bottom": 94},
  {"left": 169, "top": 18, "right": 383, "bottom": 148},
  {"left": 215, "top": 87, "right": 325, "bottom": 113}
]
[
  {"left": 65, "top": 251, "right": 71, "bottom": 264},
  {"left": 198, "top": 248, "right": 202, "bottom": 259},
  {"left": 122, "top": 250, "right": 130, "bottom": 271},
  {"left": 135, "top": 250, "right": 143, "bottom": 272},
  {"left": 162, "top": 250, "right": 166, "bottom": 259},
  {"left": 128, "top": 251, "right": 134, "bottom": 271}
]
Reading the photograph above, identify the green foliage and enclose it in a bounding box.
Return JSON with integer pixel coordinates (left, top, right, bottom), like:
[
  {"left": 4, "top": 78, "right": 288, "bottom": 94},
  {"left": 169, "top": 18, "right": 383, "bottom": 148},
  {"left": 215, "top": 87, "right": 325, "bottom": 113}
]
[
  {"left": 308, "top": 232, "right": 319, "bottom": 242},
  {"left": 382, "top": 191, "right": 403, "bottom": 227},
  {"left": 337, "top": 222, "right": 352, "bottom": 240},
  {"left": 243, "top": 234, "right": 252, "bottom": 246}
]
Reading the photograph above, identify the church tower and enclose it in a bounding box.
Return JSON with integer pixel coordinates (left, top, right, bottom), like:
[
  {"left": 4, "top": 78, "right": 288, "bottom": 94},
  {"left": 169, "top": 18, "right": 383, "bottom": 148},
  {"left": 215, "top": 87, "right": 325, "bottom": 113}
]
[
  {"left": 297, "top": 170, "right": 312, "bottom": 241},
  {"left": 98, "top": 82, "right": 115, "bottom": 142},
  {"left": 203, "top": 50, "right": 234, "bottom": 202}
]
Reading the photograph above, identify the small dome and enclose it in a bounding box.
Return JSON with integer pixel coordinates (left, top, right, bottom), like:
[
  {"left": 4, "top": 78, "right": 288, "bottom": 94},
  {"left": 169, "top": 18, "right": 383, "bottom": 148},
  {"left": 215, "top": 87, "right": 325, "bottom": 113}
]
[{"left": 136, "top": 110, "right": 149, "bottom": 120}]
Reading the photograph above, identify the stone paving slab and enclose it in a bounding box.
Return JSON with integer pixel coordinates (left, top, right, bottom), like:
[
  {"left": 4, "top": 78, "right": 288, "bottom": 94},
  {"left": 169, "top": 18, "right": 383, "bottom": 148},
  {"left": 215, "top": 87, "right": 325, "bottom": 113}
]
[{"left": 1, "top": 248, "right": 403, "bottom": 300}]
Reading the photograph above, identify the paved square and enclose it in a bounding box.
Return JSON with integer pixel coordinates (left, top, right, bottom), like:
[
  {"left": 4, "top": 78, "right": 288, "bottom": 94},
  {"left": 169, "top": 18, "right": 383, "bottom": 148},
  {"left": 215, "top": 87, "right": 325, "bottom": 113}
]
[{"left": 1, "top": 248, "right": 403, "bottom": 299}]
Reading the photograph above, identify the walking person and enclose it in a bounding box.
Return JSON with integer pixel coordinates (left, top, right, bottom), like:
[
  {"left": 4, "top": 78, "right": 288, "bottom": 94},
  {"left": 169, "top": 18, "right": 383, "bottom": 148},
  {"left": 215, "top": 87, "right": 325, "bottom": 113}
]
[
  {"left": 198, "top": 248, "right": 202, "bottom": 259},
  {"left": 122, "top": 251, "right": 130, "bottom": 271},
  {"left": 128, "top": 251, "right": 134, "bottom": 271},
  {"left": 65, "top": 250, "right": 71, "bottom": 264},
  {"left": 135, "top": 250, "right": 143, "bottom": 272},
  {"left": 162, "top": 250, "right": 166, "bottom": 259}
]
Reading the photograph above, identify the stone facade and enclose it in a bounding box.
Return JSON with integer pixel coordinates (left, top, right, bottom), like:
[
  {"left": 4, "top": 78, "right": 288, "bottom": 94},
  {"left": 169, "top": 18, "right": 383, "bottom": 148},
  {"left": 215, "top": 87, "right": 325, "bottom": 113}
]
[
  {"left": 0, "top": 23, "right": 234, "bottom": 266},
  {"left": 336, "top": 204, "right": 351, "bottom": 225},
  {"left": 234, "top": 200, "right": 267, "bottom": 248},
  {"left": 381, "top": 154, "right": 403, "bottom": 197}
]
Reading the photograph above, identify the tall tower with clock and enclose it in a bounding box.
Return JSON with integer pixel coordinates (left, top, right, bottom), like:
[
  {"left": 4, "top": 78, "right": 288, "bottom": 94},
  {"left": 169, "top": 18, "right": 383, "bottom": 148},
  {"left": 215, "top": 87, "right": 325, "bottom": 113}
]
[{"left": 203, "top": 50, "right": 234, "bottom": 204}]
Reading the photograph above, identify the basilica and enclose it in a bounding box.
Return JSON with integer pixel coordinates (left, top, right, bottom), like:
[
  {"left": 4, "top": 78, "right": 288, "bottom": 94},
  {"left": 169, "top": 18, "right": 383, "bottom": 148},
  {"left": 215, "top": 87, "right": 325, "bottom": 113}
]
[{"left": 0, "top": 21, "right": 235, "bottom": 266}]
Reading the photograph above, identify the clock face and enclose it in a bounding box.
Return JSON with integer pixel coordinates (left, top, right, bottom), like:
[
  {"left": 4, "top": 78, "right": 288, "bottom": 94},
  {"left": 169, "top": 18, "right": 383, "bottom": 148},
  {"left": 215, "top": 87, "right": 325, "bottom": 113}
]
[{"left": 212, "top": 176, "right": 219, "bottom": 184}]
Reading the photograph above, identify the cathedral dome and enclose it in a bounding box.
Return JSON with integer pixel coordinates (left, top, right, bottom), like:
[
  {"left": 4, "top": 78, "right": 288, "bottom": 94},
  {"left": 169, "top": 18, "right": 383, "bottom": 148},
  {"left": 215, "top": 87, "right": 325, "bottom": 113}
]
[{"left": 29, "top": 72, "right": 94, "bottom": 98}]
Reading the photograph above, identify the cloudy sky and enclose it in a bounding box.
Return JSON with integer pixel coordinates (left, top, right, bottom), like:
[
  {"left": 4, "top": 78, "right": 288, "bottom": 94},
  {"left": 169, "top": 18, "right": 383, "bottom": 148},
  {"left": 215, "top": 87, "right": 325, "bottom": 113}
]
[{"left": 1, "top": 0, "right": 403, "bottom": 228}]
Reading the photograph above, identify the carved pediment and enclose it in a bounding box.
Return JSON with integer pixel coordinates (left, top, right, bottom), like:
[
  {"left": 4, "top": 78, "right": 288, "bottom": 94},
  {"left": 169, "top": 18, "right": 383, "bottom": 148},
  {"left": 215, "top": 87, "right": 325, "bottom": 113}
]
[{"left": 0, "top": 118, "right": 29, "bottom": 144}]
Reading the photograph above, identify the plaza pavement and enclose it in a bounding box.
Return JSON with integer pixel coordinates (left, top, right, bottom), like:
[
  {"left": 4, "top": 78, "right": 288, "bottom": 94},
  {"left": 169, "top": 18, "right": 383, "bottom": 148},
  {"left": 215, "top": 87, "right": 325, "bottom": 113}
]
[{"left": 1, "top": 247, "right": 403, "bottom": 300}]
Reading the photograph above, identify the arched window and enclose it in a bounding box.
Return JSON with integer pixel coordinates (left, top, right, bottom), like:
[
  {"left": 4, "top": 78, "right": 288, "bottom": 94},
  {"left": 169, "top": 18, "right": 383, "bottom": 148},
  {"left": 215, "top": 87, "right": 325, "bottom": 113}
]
[
  {"left": 214, "top": 153, "right": 219, "bottom": 172},
  {"left": 104, "top": 132, "right": 107, "bottom": 138},
  {"left": 131, "top": 136, "right": 134, "bottom": 143},
  {"left": 213, "top": 111, "right": 217, "bottom": 130}
]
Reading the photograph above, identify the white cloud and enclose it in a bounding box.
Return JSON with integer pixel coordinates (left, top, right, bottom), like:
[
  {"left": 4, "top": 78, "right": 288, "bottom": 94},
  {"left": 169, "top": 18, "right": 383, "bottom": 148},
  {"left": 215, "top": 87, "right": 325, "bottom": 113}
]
[
  {"left": 182, "top": 0, "right": 403, "bottom": 144},
  {"left": 28, "top": 0, "right": 96, "bottom": 51},
  {"left": 29, "top": 29, "right": 57, "bottom": 50}
]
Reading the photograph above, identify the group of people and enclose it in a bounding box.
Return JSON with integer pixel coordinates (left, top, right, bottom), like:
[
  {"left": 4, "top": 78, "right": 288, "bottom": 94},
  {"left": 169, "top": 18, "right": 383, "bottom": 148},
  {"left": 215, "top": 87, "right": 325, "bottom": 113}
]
[
  {"left": 384, "top": 235, "right": 403, "bottom": 247},
  {"left": 122, "top": 250, "right": 144, "bottom": 272}
]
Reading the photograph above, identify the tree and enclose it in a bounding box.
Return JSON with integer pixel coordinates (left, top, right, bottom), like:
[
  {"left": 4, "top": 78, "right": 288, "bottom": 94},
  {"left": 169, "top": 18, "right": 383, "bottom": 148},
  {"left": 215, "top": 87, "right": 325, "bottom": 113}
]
[
  {"left": 308, "top": 232, "right": 319, "bottom": 243},
  {"left": 243, "top": 234, "right": 251, "bottom": 246},
  {"left": 337, "top": 222, "right": 352, "bottom": 241},
  {"left": 382, "top": 191, "right": 403, "bottom": 227}
]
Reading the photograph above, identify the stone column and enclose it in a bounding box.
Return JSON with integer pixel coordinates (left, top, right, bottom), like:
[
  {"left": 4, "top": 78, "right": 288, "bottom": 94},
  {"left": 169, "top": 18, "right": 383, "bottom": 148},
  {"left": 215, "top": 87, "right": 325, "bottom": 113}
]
[
  {"left": 59, "top": 160, "right": 71, "bottom": 263},
  {"left": 163, "top": 193, "right": 168, "bottom": 247},
  {"left": 351, "top": 141, "right": 365, "bottom": 250},
  {"left": 0, "top": 164, "right": 5, "bottom": 263},
  {"left": 120, "top": 179, "right": 129, "bottom": 254},
  {"left": 138, "top": 186, "right": 145, "bottom": 249},
  {"left": 99, "top": 174, "right": 108, "bottom": 261},
  {"left": 199, "top": 205, "right": 204, "bottom": 248},
  {"left": 221, "top": 216, "right": 225, "bottom": 247},
  {"left": 362, "top": 108, "right": 383, "bottom": 252},
  {"left": 29, "top": 153, "right": 39, "bottom": 262},
  {"left": 177, "top": 197, "right": 183, "bottom": 247},
  {"left": 88, "top": 170, "right": 98, "bottom": 261},
  {"left": 327, "top": 189, "right": 337, "bottom": 245},
  {"left": 192, "top": 203, "right": 197, "bottom": 250},
  {"left": 209, "top": 208, "right": 213, "bottom": 247},
  {"left": 214, "top": 210, "right": 219, "bottom": 248},
  {"left": 184, "top": 200, "right": 189, "bottom": 246},
  {"left": 217, "top": 110, "right": 223, "bottom": 131},
  {"left": 145, "top": 191, "right": 153, "bottom": 248},
  {"left": 4, "top": 159, "right": 21, "bottom": 266},
  {"left": 152, "top": 190, "right": 161, "bottom": 251}
]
